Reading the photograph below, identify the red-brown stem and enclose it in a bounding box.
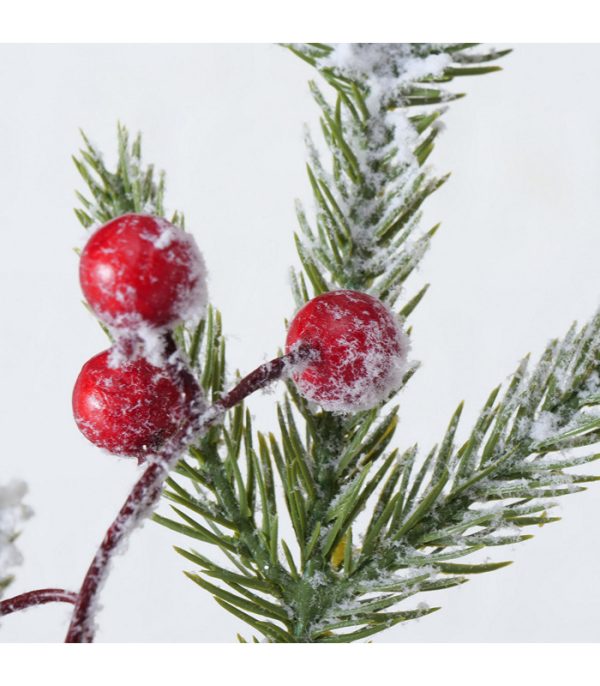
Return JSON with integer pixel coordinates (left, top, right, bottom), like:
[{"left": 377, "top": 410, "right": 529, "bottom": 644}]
[
  {"left": 216, "top": 343, "right": 314, "bottom": 411},
  {"left": 0, "top": 589, "right": 78, "bottom": 616},
  {"left": 64, "top": 344, "right": 314, "bottom": 643}
]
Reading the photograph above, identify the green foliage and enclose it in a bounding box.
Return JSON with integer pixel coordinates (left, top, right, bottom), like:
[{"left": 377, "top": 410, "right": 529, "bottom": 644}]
[
  {"left": 73, "top": 123, "right": 183, "bottom": 230},
  {"left": 285, "top": 42, "right": 511, "bottom": 304},
  {"left": 73, "top": 44, "right": 600, "bottom": 643}
]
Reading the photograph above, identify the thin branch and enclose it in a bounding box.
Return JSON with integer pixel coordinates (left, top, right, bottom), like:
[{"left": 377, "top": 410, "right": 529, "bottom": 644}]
[
  {"left": 216, "top": 343, "right": 315, "bottom": 411},
  {"left": 0, "top": 589, "right": 78, "bottom": 616}
]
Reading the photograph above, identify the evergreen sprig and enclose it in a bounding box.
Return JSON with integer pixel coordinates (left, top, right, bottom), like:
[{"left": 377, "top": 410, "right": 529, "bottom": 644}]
[
  {"left": 72, "top": 45, "right": 600, "bottom": 643},
  {"left": 284, "top": 42, "right": 510, "bottom": 304},
  {"left": 73, "top": 123, "right": 184, "bottom": 229}
]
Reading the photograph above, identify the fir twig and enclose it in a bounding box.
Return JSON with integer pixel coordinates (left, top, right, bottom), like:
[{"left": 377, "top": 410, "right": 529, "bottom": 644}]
[{"left": 68, "top": 45, "right": 600, "bottom": 645}]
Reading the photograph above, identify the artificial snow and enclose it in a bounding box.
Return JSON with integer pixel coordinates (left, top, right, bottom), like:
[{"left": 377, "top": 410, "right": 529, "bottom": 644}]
[
  {"left": 322, "top": 42, "right": 452, "bottom": 152},
  {"left": 530, "top": 411, "right": 560, "bottom": 443},
  {"left": 146, "top": 217, "right": 176, "bottom": 250},
  {"left": 322, "top": 44, "right": 451, "bottom": 91},
  {"left": 107, "top": 323, "right": 179, "bottom": 369}
]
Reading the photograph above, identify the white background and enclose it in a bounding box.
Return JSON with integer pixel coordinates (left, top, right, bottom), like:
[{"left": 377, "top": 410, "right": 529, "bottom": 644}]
[{"left": 1, "top": 43, "right": 600, "bottom": 643}]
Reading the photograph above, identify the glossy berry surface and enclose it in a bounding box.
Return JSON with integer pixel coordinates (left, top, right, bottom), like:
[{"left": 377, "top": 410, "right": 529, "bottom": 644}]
[
  {"left": 285, "top": 290, "right": 408, "bottom": 412},
  {"left": 79, "top": 214, "right": 207, "bottom": 329},
  {"left": 72, "top": 349, "right": 202, "bottom": 458}
]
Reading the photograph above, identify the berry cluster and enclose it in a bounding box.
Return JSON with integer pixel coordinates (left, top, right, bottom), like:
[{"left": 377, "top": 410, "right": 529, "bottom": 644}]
[
  {"left": 72, "top": 214, "right": 409, "bottom": 460},
  {"left": 72, "top": 214, "right": 207, "bottom": 459}
]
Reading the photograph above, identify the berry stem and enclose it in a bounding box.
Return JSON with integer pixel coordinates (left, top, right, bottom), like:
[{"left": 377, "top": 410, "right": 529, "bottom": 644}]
[
  {"left": 64, "top": 344, "right": 314, "bottom": 643},
  {"left": 0, "top": 589, "right": 78, "bottom": 616},
  {"left": 64, "top": 458, "right": 171, "bottom": 642},
  {"left": 215, "top": 343, "right": 315, "bottom": 411}
]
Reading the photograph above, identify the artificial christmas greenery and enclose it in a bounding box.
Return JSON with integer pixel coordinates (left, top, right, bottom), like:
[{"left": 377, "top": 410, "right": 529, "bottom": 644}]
[{"left": 2, "top": 43, "right": 600, "bottom": 643}]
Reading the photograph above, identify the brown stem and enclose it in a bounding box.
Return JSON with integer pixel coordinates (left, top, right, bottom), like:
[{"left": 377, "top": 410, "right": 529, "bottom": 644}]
[
  {"left": 216, "top": 343, "right": 314, "bottom": 411},
  {"left": 64, "top": 344, "right": 314, "bottom": 643},
  {"left": 0, "top": 589, "right": 78, "bottom": 616},
  {"left": 64, "top": 458, "right": 173, "bottom": 642}
]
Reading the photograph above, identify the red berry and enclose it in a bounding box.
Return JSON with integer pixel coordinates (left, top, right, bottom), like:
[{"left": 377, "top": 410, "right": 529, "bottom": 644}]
[
  {"left": 285, "top": 290, "right": 408, "bottom": 412},
  {"left": 72, "top": 349, "right": 203, "bottom": 458},
  {"left": 79, "top": 214, "right": 207, "bottom": 329}
]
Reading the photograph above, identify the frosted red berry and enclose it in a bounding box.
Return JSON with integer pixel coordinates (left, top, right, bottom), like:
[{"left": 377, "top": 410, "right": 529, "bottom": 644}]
[
  {"left": 72, "top": 349, "right": 203, "bottom": 458},
  {"left": 79, "top": 214, "right": 207, "bottom": 329},
  {"left": 285, "top": 290, "right": 408, "bottom": 412}
]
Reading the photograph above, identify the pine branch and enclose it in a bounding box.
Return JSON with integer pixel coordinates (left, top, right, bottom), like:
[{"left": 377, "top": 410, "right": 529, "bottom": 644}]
[
  {"left": 166, "top": 44, "right": 516, "bottom": 643},
  {"left": 346, "top": 313, "right": 600, "bottom": 596},
  {"left": 73, "top": 123, "right": 178, "bottom": 228},
  {"left": 284, "top": 43, "right": 510, "bottom": 306},
  {"left": 70, "top": 46, "right": 600, "bottom": 645},
  {"left": 258, "top": 44, "right": 599, "bottom": 642}
]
